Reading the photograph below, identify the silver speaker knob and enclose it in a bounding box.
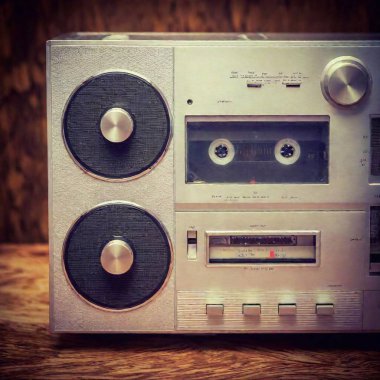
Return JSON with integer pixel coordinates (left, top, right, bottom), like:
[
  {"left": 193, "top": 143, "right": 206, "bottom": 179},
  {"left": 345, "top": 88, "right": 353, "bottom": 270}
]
[
  {"left": 100, "top": 108, "right": 134, "bottom": 143},
  {"left": 321, "top": 56, "right": 370, "bottom": 107},
  {"left": 100, "top": 239, "right": 134, "bottom": 275}
]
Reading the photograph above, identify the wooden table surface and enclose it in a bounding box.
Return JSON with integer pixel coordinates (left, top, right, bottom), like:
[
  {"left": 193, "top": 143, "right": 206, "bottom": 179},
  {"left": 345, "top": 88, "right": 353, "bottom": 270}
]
[{"left": 0, "top": 244, "right": 379, "bottom": 379}]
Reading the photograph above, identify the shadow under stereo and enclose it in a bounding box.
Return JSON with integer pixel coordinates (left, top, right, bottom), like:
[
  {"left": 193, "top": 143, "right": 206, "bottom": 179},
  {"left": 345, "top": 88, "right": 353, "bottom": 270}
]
[{"left": 54, "top": 333, "right": 380, "bottom": 351}]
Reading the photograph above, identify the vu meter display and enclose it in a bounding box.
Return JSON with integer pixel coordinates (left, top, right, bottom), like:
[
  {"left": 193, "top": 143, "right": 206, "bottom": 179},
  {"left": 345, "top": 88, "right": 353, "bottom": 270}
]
[{"left": 208, "top": 232, "right": 318, "bottom": 264}]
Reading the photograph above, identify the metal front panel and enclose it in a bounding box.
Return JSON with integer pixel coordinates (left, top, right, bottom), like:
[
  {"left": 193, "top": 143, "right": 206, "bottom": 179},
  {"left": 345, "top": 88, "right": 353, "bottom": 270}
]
[
  {"left": 48, "top": 35, "right": 380, "bottom": 333},
  {"left": 176, "top": 210, "right": 378, "bottom": 332},
  {"left": 174, "top": 46, "right": 380, "bottom": 210},
  {"left": 48, "top": 43, "right": 175, "bottom": 332},
  {"left": 176, "top": 211, "right": 377, "bottom": 292}
]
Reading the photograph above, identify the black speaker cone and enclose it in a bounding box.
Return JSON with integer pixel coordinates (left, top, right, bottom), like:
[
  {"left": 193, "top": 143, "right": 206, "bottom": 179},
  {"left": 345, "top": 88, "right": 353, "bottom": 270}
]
[
  {"left": 63, "top": 72, "right": 171, "bottom": 180},
  {"left": 63, "top": 202, "right": 172, "bottom": 310}
]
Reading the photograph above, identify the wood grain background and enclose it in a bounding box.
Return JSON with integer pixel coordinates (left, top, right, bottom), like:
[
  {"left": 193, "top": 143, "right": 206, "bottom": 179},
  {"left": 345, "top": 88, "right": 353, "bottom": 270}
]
[{"left": 1, "top": 0, "right": 380, "bottom": 243}]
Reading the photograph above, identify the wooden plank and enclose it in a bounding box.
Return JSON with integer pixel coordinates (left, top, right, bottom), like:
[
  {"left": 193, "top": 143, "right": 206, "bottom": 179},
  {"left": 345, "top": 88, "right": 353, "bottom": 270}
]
[{"left": 0, "top": 244, "right": 379, "bottom": 379}]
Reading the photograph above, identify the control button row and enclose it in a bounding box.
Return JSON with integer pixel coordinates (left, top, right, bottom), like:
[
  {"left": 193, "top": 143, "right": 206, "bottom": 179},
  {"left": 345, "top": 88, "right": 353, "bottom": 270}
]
[{"left": 206, "top": 303, "right": 334, "bottom": 317}]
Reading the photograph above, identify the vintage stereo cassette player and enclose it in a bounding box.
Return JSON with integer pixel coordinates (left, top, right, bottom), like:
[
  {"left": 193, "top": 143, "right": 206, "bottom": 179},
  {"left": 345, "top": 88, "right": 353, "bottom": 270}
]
[{"left": 47, "top": 33, "right": 380, "bottom": 333}]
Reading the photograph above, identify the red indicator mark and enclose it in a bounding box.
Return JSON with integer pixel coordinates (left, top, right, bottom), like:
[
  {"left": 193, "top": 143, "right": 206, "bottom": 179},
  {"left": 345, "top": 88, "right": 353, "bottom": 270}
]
[{"left": 269, "top": 250, "right": 275, "bottom": 258}]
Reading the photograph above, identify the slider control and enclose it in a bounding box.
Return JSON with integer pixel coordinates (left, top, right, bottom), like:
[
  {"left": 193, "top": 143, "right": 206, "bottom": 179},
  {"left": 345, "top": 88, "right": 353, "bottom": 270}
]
[
  {"left": 187, "top": 230, "right": 197, "bottom": 260},
  {"left": 247, "top": 82, "right": 262, "bottom": 88}
]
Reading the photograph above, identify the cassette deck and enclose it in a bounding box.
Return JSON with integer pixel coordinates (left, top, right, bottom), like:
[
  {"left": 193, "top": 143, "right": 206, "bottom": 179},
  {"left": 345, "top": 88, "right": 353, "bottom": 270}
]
[{"left": 47, "top": 33, "right": 380, "bottom": 333}]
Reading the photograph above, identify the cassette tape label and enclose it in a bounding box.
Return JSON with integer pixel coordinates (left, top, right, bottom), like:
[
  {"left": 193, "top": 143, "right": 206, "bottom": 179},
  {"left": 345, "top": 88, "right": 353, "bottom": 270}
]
[{"left": 186, "top": 117, "right": 329, "bottom": 184}]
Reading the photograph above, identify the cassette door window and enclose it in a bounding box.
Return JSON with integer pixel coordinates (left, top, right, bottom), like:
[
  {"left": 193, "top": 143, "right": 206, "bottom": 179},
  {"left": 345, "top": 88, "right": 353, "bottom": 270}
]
[{"left": 186, "top": 116, "right": 329, "bottom": 184}]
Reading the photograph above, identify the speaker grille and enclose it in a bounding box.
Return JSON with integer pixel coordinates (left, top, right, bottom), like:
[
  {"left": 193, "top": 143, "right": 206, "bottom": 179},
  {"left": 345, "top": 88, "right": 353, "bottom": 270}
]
[
  {"left": 63, "top": 72, "right": 171, "bottom": 180},
  {"left": 63, "top": 203, "right": 172, "bottom": 310}
]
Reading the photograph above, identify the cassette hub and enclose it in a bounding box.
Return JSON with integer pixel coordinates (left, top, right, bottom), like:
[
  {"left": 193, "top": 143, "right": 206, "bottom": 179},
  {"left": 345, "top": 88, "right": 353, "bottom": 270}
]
[{"left": 280, "top": 144, "right": 295, "bottom": 158}]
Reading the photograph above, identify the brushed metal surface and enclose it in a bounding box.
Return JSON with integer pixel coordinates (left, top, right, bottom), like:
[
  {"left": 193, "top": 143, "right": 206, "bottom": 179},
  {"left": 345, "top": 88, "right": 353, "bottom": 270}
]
[
  {"left": 48, "top": 43, "right": 175, "bottom": 332},
  {"left": 100, "top": 239, "right": 134, "bottom": 275},
  {"left": 174, "top": 47, "right": 380, "bottom": 208},
  {"left": 321, "top": 56, "right": 370, "bottom": 106},
  {"left": 100, "top": 108, "right": 134, "bottom": 143}
]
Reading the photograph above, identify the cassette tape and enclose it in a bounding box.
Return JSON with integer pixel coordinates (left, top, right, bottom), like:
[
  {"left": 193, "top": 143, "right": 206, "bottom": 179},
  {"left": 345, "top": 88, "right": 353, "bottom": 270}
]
[{"left": 186, "top": 116, "right": 329, "bottom": 184}]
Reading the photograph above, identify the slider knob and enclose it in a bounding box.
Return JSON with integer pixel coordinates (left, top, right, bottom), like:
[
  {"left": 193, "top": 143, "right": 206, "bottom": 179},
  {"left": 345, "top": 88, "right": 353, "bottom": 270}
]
[{"left": 321, "top": 56, "right": 370, "bottom": 107}]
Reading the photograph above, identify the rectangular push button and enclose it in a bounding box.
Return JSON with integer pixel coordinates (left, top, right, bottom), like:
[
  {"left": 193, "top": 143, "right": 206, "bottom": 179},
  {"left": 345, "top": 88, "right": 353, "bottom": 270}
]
[
  {"left": 316, "top": 303, "right": 334, "bottom": 316},
  {"left": 278, "top": 303, "right": 297, "bottom": 316},
  {"left": 187, "top": 230, "right": 197, "bottom": 260},
  {"left": 206, "top": 304, "right": 224, "bottom": 317},
  {"left": 242, "top": 304, "right": 261, "bottom": 316}
]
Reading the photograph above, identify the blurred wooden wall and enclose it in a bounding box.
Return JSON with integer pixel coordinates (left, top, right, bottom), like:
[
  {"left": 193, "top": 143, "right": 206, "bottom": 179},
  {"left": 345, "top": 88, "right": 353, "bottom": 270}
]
[{"left": 1, "top": 0, "right": 380, "bottom": 243}]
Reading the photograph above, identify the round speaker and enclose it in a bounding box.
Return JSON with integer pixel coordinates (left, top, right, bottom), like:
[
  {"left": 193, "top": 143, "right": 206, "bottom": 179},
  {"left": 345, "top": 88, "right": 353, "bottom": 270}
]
[
  {"left": 63, "top": 202, "right": 172, "bottom": 310},
  {"left": 63, "top": 72, "right": 171, "bottom": 180}
]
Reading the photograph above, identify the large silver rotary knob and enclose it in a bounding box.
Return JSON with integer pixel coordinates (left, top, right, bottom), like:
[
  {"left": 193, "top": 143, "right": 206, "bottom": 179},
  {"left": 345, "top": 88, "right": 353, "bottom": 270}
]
[
  {"left": 100, "top": 107, "right": 134, "bottom": 143},
  {"left": 100, "top": 239, "right": 134, "bottom": 275},
  {"left": 321, "top": 56, "right": 370, "bottom": 107}
]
